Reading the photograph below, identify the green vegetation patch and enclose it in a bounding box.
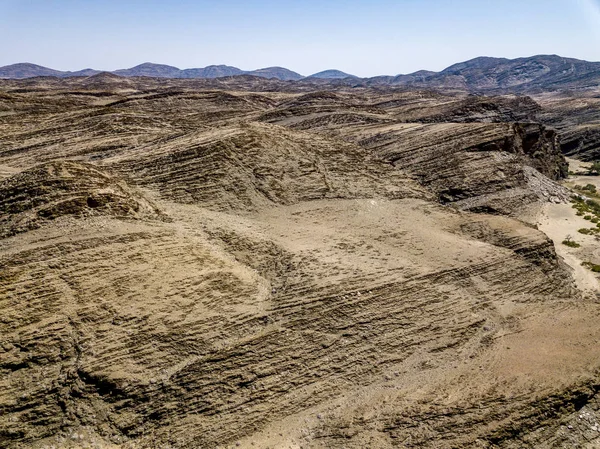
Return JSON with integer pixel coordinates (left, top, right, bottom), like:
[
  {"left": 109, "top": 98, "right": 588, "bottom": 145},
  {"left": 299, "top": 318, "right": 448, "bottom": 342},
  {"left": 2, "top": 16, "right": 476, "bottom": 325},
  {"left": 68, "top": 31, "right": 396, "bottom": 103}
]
[
  {"left": 571, "top": 196, "right": 600, "bottom": 221},
  {"left": 562, "top": 239, "right": 581, "bottom": 248},
  {"left": 582, "top": 261, "right": 600, "bottom": 272}
]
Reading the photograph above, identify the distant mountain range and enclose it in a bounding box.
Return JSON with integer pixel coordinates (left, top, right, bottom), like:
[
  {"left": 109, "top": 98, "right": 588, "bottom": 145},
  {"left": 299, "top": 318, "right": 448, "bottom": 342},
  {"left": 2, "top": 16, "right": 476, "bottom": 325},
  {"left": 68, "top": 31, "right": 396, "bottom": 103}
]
[
  {"left": 0, "top": 62, "right": 306, "bottom": 81},
  {"left": 2, "top": 55, "right": 600, "bottom": 92}
]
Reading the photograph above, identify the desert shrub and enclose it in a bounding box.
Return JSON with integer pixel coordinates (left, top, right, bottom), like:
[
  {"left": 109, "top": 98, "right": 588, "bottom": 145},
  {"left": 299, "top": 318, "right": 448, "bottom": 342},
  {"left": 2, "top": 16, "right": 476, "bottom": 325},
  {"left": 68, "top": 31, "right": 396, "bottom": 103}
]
[
  {"left": 579, "top": 228, "right": 592, "bottom": 235},
  {"left": 590, "top": 162, "right": 600, "bottom": 175},
  {"left": 562, "top": 239, "right": 581, "bottom": 248},
  {"left": 576, "top": 183, "right": 598, "bottom": 193},
  {"left": 586, "top": 198, "right": 600, "bottom": 212},
  {"left": 582, "top": 261, "right": 600, "bottom": 272},
  {"left": 592, "top": 218, "right": 598, "bottom": 223},
  {"left": 571, "top": 196, "right": 600, "bottom": 220}
]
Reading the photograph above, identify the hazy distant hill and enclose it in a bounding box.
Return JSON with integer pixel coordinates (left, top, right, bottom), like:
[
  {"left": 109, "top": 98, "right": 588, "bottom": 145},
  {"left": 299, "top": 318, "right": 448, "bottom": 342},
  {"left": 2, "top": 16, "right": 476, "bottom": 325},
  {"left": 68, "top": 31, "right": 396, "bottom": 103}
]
[
  {"left": 181, "top": 65, "right": 244, "bottom": 78},
  {"left": 247, "top": 67, "right": 303, "bottom": 81},
  {"left": 113, "top": 63, "right": 182, "bottom": 78},
  {"left": 388, "top": 55, "right": 600, "bottom": 92},
  {"left": 307, "top": 69, "right": 357, "bottom": 79},
  {"left": 391, "top": 70, "right": 437, "bottom": 84},
  {"left": 68, "top": 68, "right": 102, "bottom": 77},
  {"left": 0, "top": 63, "right": 64, "bottom": 79},
  {"left": 0, "top": 62, "right": 302, "bottom": 81}
]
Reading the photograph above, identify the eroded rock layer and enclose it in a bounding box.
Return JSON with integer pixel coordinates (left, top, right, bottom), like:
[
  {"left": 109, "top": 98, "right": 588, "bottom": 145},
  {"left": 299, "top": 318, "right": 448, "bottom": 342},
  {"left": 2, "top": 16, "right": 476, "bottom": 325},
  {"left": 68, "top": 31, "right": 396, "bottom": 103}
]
[{"left": 0, "top": 161, "right": 163, "bottom": 237}]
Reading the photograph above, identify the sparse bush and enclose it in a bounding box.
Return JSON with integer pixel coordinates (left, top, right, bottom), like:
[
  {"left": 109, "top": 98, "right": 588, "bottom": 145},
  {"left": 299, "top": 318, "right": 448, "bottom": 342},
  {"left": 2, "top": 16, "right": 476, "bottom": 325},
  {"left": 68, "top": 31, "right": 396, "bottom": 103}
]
[
  {"left": 592, "top": 218, "right": 598, "bottom": 223},
  {"left": 579, "top": 228, "right": 592, "bottom": 235},
  {"left": 586, "top": 198, "right": 600, "bottom": 211},
  {"left": 575, "top": 184, "right": 598, "bottom": 193},
  {"left": 562, "top": 238, "right": 581, "bottom": 248},
  {"left": 590, "top": 162, "right": 600, "bottom": 175},
  {"left": 582, "top": 261, "right": 600, "bottom": 272},
  {"left": 570, "top": 196, "right": 600, "bottom": 220}
]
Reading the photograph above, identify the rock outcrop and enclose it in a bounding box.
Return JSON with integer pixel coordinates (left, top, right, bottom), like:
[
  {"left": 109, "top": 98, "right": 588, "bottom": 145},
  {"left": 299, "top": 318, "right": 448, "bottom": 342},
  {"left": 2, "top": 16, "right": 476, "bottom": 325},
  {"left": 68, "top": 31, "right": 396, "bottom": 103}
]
[{"left": 0, "top": 161, "right": 163, "bottom": 238}]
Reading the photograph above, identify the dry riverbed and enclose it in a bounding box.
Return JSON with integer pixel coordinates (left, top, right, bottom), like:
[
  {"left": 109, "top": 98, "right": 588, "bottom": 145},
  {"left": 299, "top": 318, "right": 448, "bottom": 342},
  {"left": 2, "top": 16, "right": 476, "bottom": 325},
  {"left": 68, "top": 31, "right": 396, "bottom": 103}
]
[{"left": 538, "top": 158, "right": 600, "bottom": 296}]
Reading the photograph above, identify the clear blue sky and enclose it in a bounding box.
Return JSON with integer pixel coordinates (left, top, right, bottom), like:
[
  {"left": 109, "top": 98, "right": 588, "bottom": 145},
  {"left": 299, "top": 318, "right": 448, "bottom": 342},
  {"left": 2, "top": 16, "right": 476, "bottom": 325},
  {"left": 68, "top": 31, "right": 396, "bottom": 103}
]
[{"left": 1, "top": 0, "right": 600, "bottom": 76}]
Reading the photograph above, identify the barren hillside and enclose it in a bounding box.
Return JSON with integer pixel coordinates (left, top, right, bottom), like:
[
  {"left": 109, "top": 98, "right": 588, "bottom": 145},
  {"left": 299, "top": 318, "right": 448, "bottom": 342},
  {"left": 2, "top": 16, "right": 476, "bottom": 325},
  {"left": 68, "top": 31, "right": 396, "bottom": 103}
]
[{"left": 1, "top": 76, "right": 600, "bottom": 449}]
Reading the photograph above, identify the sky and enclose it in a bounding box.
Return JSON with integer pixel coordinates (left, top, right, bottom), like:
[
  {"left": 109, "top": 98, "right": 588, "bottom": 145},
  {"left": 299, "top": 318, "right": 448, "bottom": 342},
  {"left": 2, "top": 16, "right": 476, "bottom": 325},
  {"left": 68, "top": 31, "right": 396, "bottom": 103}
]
[{"left": 1, "top": 0, "right": 600, "bottom": 77}]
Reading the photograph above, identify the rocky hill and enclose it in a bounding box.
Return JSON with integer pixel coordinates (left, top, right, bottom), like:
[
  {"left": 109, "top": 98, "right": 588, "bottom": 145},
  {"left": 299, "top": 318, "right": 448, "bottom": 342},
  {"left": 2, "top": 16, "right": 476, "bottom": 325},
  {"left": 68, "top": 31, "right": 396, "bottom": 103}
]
[
  {"left": 1, "top": 75, "right": 600, "bottom": 449},
  {"left": 397, "top": 55, "right": 600, "bottom": 92},
  {"left": 180, "top": 65, "right": 245, "bottom": 78},
  {"left": 113, "top": 63, "right": 185, "bottom": 78},
  {"left": 0, "top": 63, "right": 65, "bottom": 79},
  {"left": 307, "top": 69, "right": 358, "bottom": 79},
  {"left": 248, "top": 66, "right": 303, "bottom": 81}
]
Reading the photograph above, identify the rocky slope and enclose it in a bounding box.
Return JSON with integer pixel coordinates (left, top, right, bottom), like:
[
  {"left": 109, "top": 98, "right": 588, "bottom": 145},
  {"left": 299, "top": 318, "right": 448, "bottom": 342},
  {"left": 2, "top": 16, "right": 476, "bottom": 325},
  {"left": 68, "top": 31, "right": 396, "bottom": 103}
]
[
  {"left": 260, "top": 91, "right": 569, "bottom": 215},
  {"left": 0, "top": 160, "right": 164, "bottom": 238},
  {"left": 0, "top": 76, "right": 599, "bottom": 449}
]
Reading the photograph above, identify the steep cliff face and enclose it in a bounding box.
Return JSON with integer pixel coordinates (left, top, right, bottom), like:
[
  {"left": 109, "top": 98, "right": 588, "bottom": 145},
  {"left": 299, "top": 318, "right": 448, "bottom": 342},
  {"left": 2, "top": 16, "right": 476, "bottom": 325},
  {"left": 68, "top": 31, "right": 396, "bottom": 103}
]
[
  {"left": 261, "top": 92, "right": 569, "bottom": 215},
  {"left": 358, "top": 122, "right": 567, "bottom": 204},
  {"left": 534, "top": 92, "right": 600, "bottom": 162}
]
